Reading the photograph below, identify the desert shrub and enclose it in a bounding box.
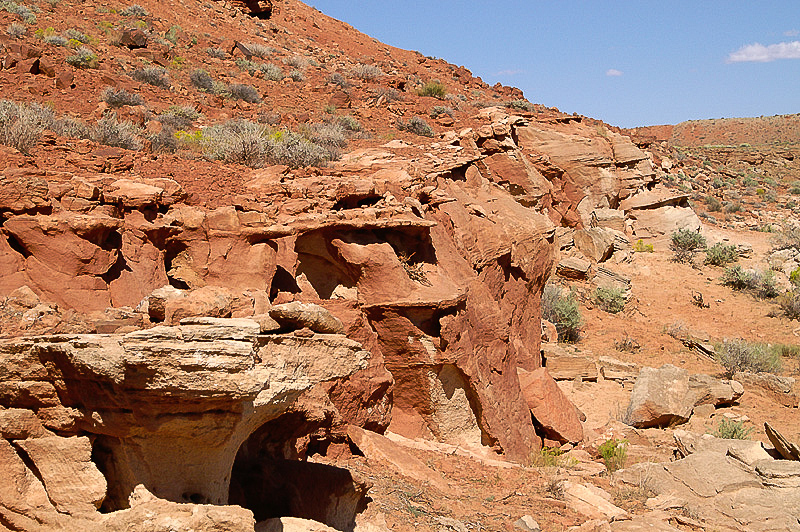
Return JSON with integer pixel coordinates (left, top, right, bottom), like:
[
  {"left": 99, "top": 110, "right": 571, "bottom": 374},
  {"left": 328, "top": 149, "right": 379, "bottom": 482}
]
[
  {"left": 0, "top": 100, "right": 54, "bottom": 154},
  {"left": 91, "top": 113, "right": 142, "bottom": 150},
  {"left": 771, "top": 224, "right": 800, "bottom": 252},
  {"left": 289, "top": 69, "right": 304, "bottom": 82},
  {"left": 724, "top": 201, "right": 742, "bottom": 213},
  {"left": 1, "top": 1, "right": 36, "bottom": 23},
  {"left": 593, "top": 286, "right": 626, "bottom": 314},
  {"left": 614, "top": 335, "right": 641, "bottom": 353},
  {"left": 790, "top": 182, "right": 800, "bottom": 195},
  {"left": 778, "top": 291, "right": 800, "bottom": 320},
  {"left": 670, "top": 228, "right": 706, "bottom": 263},
  {"left": 7, "top": 22, "right": 25, "bottom": 36},
  {"left": 505, "top": 99, "right": 535, "bottom": 112},
  {"left": 632, "top": 239, "right": 654, "bottom": 253},
  {"left": 120, "top": 4, "right": 148, "bottom": 17},
  {"left": 332, "top": 115, "right": 361, "bottom": 132},
  {"left": 704, "top": 242, "right": 738, "bottom": 266},
  {"left": 284, "top": 55, "right": 306, "bottom": 69},
  {"left": 260, "top": 63, "right": 283, "bottom": 81},
  {"left": 542, "top": 284, "right": 582, "bottom": 343},
  {"left": 51, "top": 116, "right": 91, "bottom": 138},
  {"left": 164, "top": 24, "right": 180, "bottom": 44},
  {"left": 714, "top": 338, "right": 781, "bottom": 378},
  {"left": 429, "top": 105, "right": 454, "bottom": 119},
  {"left": 305, "top": 122, "right": 347, "bottom": 160},
  {"left": 351, "top": 63, "right": 382, "bottom": 81},
  {"left": 131, "top": 66, "right": 170, "bottom": 88},
  {"left": 206, "top": 47, "right": 227, "bottom": 59},
  {"left": 327, "top": 72, "right": 350, "bottom": 89},
  {"left": 791, "top": 267, "right": 800, "bottom": 287},
  {"left": 228, "top": 83, "right": 261, "bottom": 103},
  {"left": 243, "top": 42, "right": 273, "bottom": 58},
  {"left": 531, "top": 447, "right": 575, "bottom": 468},
  {"left": 200, "top": 119, "right": 336, "bottom": 169},
  {"left": 100, "top": 87, "right": 144, "bottom": 108},
  {"left": 158, "top": 105, "right": 199, "bottom": 130},
  {"left": 398, "top": 116, "right": 433, "bottom": 137},
  {"left": 721, "top": 265, "right": 778, "bottom": 298},
  {"left": 43, "top": 34, "right": 67, "bottom": 46},
  {"left": 711, "top": 419, "right": 753, "bottom": 440},
  {"left": 66, "top": 46, "right": 98, "bottom": 68},
  {"left": 64, "top": 28, "right": 89, "bottom": 43},
  {"left": 418, "top": 81, "right": 447, "bottom": 98},
  {"left": 148, "top": 125, "right": 177, "bottom": 153},
  {"left": 190, "top": 69, "right": 215, "bottom": 91},
  {"left": 705, "top": 195, "right": 722, "bottom": 211},
  {"left": 598, "top": 438, "right": 628, "bottom": 472},
  {"left": 374, "top": 86, "right": 401, "bottom": 102}
]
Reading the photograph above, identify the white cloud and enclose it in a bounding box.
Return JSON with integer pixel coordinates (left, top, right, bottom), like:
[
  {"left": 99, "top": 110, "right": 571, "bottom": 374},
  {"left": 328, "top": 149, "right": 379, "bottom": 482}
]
[
  {"left": 495, "top": 69, "right": 523, "bottom": 76},
  {"left": 727, "top": 41, "right": 800, "bottom": 62},
  {"left": 785, "top": 29, "right": 799, "bottom": 37},
  {"left": 605, "top": 69, "right": 623, "bottom": 77}
]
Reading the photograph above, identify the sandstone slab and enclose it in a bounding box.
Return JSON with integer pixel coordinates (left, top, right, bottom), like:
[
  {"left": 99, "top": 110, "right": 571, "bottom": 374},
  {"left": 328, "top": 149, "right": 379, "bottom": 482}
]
[{"left": 625, "top": 365, "right": 692, "bottom": 428}]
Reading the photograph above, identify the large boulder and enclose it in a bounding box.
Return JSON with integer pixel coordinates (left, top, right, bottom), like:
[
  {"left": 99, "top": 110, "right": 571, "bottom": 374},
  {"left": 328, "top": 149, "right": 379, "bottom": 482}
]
[
  {"left": 624, "top": 365, "right": 693, "bottom": 428},
  {"left": 517, "top": 367, "right": 584, "bottom": 444}
]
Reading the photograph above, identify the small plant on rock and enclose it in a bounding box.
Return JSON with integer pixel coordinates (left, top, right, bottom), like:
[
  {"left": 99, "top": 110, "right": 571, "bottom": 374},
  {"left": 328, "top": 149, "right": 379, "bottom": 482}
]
[
  {"left": 120, "top": 4, "right": 148, "bottom": 17},
  {"left": 711, "top": 418, "right": 753, "bottom": 440},
  {"left": 505, "top": 99, "right": 535, "bottom": 112},
  {"left": 429, "top": 105, "right": 454, "bottom": 119},
  {"left": 542, "top": 284, "right": 582, "bottom": 343},
  {"left": 670, "top": 228, "right": 706, "bottom": 263},
  {"left": 598, "top": 438, "right": 628, "bottom": 472},
  {"left": 206, "top": 47, "right": 227, "bottom": 59},
  {"left": 593, "top": 286, "right": 627, "bottom": 314},
  {"left": 714, "top": 338, "right": 781, "bottom": 378},
  {"left": 228, "top": 83, "right": 261, "bottom": 103}
]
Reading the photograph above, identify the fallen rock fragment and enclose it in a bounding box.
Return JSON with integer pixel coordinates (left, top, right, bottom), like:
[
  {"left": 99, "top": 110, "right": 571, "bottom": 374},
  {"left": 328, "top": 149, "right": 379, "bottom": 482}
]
[
  {"left": 269, "top": 301, "right": 344, "bottom": 334},
  {"left": 765, "top": 422, "right": 800, "bottom": 460},
  {"left": 518, "top": 367, "right": 584, "bottom": 444},
  {"left": 625, "top": 365, "right": 692, "bottom": 428}
]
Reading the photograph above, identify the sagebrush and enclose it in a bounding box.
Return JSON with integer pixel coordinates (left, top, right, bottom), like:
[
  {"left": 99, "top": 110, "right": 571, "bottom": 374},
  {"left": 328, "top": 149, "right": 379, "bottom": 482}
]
[{"left": 542, "top": 284, "right": 582, "bottom": 343}]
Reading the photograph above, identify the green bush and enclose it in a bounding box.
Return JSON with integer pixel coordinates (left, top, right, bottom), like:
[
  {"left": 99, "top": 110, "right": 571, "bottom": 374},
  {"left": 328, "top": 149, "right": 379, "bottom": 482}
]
[
  {"left": 289, "top": 69, "right": 304, "bottom": 82},
  {"left": 704, "top": 242, "right": 738, "bottom": 266},
  {"left": 1, "top": 1, "right": 36, "bottom": 23},
  {"left": 593, "top": 286, "right": 626, "bottom": 314},
  {"left": 721, "top": 266, "right": 778, "bottom": 298},
  {"left": 92, "top": 113, "right": 142, "bottom": 150},
  {"left": 120, "top": 4, "right": 148, "bottom": 17},
  {"left": 542, "top": 284, "right": 582, "bottom": 343},
  {"left": 714, "top": 338, "right": 781, "bottom": 378},
  {"left": 670, "top": 228, "right": 707, "bottom": 263},
  {"left": 598, "top": 438, "right": 628, "bottom": 472},
  {"left": 228, "top": 83, "right": 261, "bottom": 103},
  {"left": 206, "top": 47, "right": 227, "bottom": 59},
  {"left": 242, "top": 42, "right": 274, "bottom": 58},
  {"left": 711, "top": 419, "right": 753, "bottom": 440},
  {"left": 66, "top": 46, "right": 98, "bottom": 69},
  {"left": 64, "top": 28, "right": 89, "bottom": 43},
  {"left": 327, "top": 72, "right": 350, "bottom": 89},
  {"left": 200, "top": 119, "right": 339, "bottom": 169},
  {"left": 633, "top": 239, "right": 654, "bottom": 253},
  {"left": 158, "top": 105, "right": 199, "bottom": 130},
  {"left": 791, "top": 267, "right": 800, "bottom": 287},
  {"left": 100, "top": 87, "right": 144, "bottom": 108},
  {"left": 44, "top": 34, "right": 68, "bottom": 46},
  {"left": 429, "top": 105, "right": 454, "bottom": 119},
  {"left": 705, "top": 195, "right": 722, "bottom": 212},
  {"left": 131, "top": 66, "right": 170, "bottom": 88},
  {"left": 417, "top": 81, "right": 447, "bottom": 98},
  {"left": 505, "top": 99, "right": 535, "bottom": 112},
  {"left": 332, "top": 115, "right": 361, "bottom": 132},
  {"left": 398, "top": 116, "right": 433, "bottom": 137},
  {"left": 0, "top": 100, "right": 54, "bottom": 154},
  {"left": 7, "top": 22, "right": 25, "bottom": 37},
  {"left": 51, "top": 116, "right": 91, "bottom": 139},
  {"left": 778, "top": 291, "right": 800, "bottom": 320},
  {"left": 351, "top": 64, "right": 382, "bottom": 81}
]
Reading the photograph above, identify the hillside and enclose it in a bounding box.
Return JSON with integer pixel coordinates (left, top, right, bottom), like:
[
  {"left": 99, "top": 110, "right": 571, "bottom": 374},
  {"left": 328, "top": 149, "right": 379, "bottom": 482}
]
[{"left": 3, "top": 2, "right": 800, "bottom": 532}]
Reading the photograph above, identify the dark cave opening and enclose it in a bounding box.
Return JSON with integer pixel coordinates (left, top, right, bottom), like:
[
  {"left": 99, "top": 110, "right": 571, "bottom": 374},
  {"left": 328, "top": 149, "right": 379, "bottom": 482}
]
[{"left": 229, "top": 415, "right": 370, "bottom": 531}]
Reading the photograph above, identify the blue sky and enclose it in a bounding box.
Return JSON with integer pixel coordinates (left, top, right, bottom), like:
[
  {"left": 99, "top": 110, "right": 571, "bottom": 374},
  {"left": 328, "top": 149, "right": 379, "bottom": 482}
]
[{"left": 307, "top": 1, "right": 800, "bottom": 128}]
